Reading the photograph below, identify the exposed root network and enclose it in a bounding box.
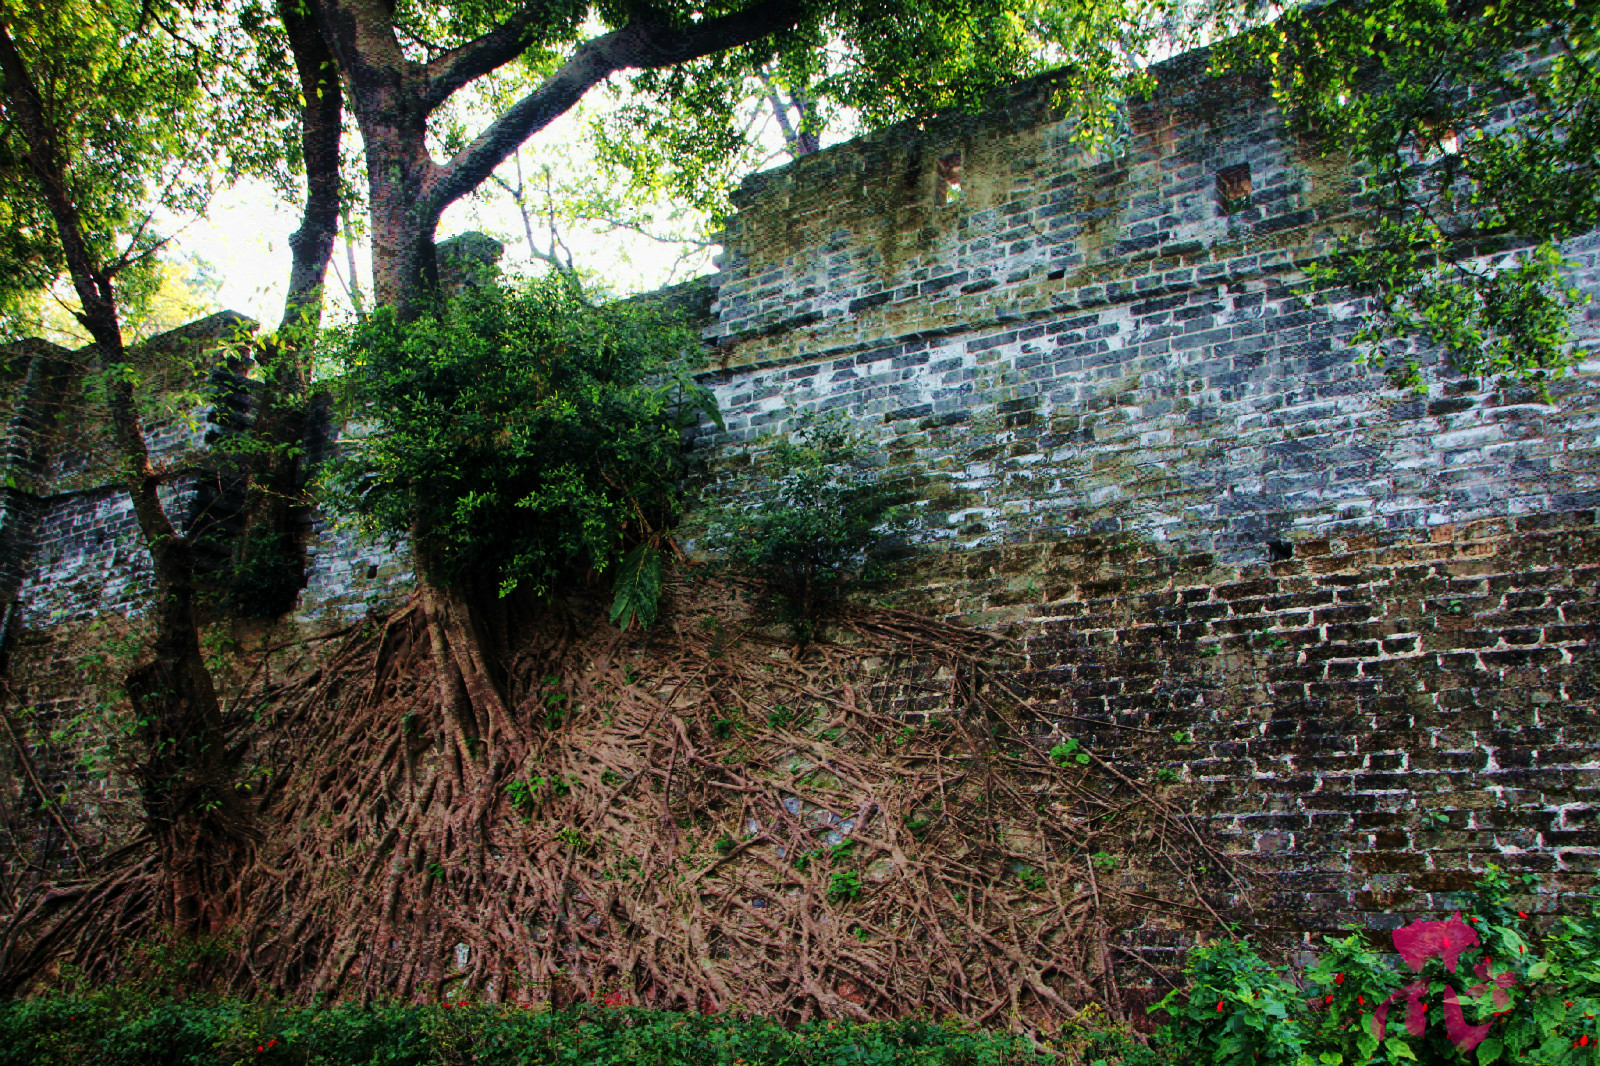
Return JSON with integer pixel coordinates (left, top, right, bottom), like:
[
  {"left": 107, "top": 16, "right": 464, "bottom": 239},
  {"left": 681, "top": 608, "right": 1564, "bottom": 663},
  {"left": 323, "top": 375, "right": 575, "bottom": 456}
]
[{"left": 1, "top": 576, "right": 1248, "bottom": 1028}]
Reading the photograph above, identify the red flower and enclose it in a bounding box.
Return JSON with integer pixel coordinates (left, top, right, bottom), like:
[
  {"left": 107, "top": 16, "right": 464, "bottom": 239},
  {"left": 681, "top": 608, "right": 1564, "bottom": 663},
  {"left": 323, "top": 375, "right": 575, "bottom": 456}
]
[
  {"left": 1471, "top": 956, "right": 1518, "bottom": 1009},
  {"left": 256, "top": 1048, "right": 264, "bottom": 1054},
  {"left": 1325, "top": 995, "right": 1335, "bottom": 1004},
  {"left": 1443, "top": 989, "right": 1492, "bottom": 1052},
  {"left": 1518, "top": 911, "right": 1529, "bottom": 919},
  {"left": 1335, "top": 973, "right": 1345, "bottom": 984},
  {"left": 1358, "top": 995, "right": 1365, "bottom": 1006},
  {"left": 1393, "top": 912, "right": 1479, "bottom": 973},
  {"left": 1582, "top": 1035, "right": 1592, "bottom": 1047},
  {"left": 1372, "top": 981, "right": 1429, "bottom": 1041},
  {"left": 603, "top": 991, "right": 628, "bottom": 1008},
  {"left": 1216, "top": 999, "right": 1225, "bottom": 1012}
]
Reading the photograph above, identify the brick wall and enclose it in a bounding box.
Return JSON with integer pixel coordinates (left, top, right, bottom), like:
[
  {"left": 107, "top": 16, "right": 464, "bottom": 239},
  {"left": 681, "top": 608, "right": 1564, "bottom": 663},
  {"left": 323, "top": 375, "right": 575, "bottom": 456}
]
[
  {"left": 686, "top": 45, "right": 1600, "bottom": 935},
  {"left": 1, "top": 41, "right": 1597, "bottom": 943}
]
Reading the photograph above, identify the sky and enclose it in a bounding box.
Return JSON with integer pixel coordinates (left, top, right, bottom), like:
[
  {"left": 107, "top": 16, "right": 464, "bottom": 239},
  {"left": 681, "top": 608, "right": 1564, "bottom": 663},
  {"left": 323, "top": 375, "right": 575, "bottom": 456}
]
[
  {"left": 160, "top": 81, "right": 822, "bottom": 332},
  {"left": 167, "top": 174, "right": 722, "bottom": 331}
]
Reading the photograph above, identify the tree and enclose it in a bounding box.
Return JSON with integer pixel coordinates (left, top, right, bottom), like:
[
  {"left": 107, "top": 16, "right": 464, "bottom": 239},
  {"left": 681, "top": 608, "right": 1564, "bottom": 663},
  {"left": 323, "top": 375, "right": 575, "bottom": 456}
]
[
  {"left": 225, "top": 0, "right": 347, "bottom": 617},
  {"left": 0, "top": 0, "right": 343, "bottom": 933},
  {"left": 301, "top": 0, "right": 1195, "bottom": 771},
  {"left": 0, "top": 0, "right": 252, "bottom": 931},
  {"left": 305, "top": 0, "right": 1184, "bottom": 313}
]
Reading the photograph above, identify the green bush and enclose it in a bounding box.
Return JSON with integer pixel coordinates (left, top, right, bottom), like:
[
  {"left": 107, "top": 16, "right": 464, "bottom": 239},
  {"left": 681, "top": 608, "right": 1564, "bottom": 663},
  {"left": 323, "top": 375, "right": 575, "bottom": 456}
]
[
  {"left": 322, "top": 275, "right": 717, "bottom": 623},
  {"left": 0, "top": 998, "right": 1095, "bottom": 1066},
  {"left": 1153, "top": 866, "right": 1600, "bottom": 1066},
  {"left": 706, "top": 413, "right": 909, "bottom": 639}
]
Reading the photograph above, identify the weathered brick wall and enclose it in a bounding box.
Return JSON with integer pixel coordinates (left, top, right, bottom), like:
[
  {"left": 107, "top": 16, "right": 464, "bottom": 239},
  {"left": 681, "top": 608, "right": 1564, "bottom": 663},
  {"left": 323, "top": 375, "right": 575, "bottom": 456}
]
[
  {"left": 1, "top": 41, "right": 1596, "bottom": 949},
  {"left": 946, "top": 517, "right": 1598, "bottom": 943},
  {"left": 686, "top": 45, "right": 1600, "bottom": 938},
  {"left": 0, "top": 313, "right": 259, "bottom": 628}
]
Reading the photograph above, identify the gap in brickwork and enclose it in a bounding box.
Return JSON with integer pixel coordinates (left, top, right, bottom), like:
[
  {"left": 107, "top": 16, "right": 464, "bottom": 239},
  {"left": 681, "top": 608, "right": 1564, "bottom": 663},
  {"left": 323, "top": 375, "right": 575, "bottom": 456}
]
[
  {"left": 1215, "top": 161, "right": 1251, "bottom": 214},
  {"left": 935, "top": 150, "right": 965, "bottom": 205}
]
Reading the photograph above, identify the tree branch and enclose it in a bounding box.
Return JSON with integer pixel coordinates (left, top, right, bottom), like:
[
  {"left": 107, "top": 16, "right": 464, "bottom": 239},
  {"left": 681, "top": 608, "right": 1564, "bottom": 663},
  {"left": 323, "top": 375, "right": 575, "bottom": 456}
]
[
  {"left": 421, "top": 0, "right": 802, "bottom": 222},
  {"left": 279, "top": 0, "right": 343, "bottom": 333},
  {"left": 421, "top": 0, "right": 576, "bottom": 113},
  {"left": 311, "top": 0, "right": 408, "bottom": 125}
]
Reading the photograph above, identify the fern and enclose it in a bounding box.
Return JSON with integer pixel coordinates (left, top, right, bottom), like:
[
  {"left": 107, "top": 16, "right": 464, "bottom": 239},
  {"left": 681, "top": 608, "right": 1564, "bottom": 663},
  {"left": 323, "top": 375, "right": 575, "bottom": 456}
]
[{"left": 610, "top": 544, "right": 662, "bottom": 631}]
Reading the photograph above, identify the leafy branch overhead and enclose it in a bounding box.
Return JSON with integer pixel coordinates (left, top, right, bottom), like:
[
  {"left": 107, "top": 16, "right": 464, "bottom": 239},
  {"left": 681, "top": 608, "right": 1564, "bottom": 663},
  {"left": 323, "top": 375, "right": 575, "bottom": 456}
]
[{"left": 1221, "top": 0, "right": 1600, "bottom": 385}]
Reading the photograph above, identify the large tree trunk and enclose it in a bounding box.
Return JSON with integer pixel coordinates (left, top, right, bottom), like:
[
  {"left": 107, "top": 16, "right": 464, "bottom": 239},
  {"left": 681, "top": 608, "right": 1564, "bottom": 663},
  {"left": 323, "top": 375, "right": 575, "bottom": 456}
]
[
  {"left": 310, "top": 0, "right": 805, "bottom": 754},
  {"left": 367, "top": 140, "right": 441, "bottom": 313},
  {"left": 125, "top": 537, "right": 251, "bottom": 931}
]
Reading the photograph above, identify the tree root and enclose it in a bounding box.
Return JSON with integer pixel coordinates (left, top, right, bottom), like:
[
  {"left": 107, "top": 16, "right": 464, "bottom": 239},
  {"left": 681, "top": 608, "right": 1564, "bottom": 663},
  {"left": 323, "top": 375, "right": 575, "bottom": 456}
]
[{"left": 0, "top": 574, "right": 1248, "bottom": 1030}]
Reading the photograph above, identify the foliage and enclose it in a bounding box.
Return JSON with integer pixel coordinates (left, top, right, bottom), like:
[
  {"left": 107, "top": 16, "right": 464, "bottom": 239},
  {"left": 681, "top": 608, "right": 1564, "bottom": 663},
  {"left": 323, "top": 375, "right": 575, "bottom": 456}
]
[
  {"left": 588, "top": 0, "right": 1210, "bottom": 232},
  {"left": 609, "top": 542, "right": 663, "bottom": 631},
  {"left": 705, "top": 413, "right": 910, "bottom": 639},
  {"left": 1050, "top": 738, "right": 1092, "bottom": 766},
  {"left": 323, "top": 274, "right": 717, "bottom": 611},
  {"left": 0, "top": 0, "right": 302, "bottom": 342},
  {"left": 1154, "top": 867, "right": 1600, "bottom": 1065},
  {"left": 224, "top": 529, "right": 305, "bottom": 619},
  {"left": 1217, "top": 0, "right": 1600, "bottom": 385},
  {"left": 0, "top": 997, "right": 1081, "bottom": 1066}
]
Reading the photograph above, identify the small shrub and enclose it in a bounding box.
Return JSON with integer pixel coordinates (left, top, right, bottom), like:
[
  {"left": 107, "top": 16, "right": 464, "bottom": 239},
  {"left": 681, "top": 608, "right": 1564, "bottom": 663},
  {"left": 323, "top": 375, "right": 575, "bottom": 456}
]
[
  {"left": 1051, "top": 738, "right": 1091, "bottom": 766},
  {"left": 706, "top": 412, "right": 910, "bottom": 640}
]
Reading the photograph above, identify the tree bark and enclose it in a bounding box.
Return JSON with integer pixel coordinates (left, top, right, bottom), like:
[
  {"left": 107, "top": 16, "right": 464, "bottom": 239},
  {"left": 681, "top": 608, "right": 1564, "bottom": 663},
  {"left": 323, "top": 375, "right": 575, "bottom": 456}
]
[
  {"left": 313, "top": 0, "right": 803, "bottom": 313},
  {"left": 0, "top": 19, "right": 249, "bottom": 930},
  {"left": 229, "top": 0, "right": 346, "bottom": 616}
]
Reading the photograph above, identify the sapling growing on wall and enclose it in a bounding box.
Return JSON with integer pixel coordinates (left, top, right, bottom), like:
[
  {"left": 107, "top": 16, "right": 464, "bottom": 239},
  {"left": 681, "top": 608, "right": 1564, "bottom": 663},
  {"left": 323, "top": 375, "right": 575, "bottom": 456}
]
[{"left": 707, "top": 413, "right": 910, "bottom": 640}]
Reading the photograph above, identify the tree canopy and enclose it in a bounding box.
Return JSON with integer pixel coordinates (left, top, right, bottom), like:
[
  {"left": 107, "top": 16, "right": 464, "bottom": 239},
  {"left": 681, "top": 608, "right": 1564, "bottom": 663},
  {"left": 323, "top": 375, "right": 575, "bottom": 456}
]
[
  {"left": 1221, "top": 0, "right": 1600, "bottom": 384},
  {"left": 0, "top": 0, "right": 307, "bottom": 342}
]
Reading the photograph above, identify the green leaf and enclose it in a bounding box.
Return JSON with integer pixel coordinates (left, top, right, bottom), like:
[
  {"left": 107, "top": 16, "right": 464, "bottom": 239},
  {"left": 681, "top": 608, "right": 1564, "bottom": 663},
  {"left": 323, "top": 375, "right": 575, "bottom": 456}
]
[
  {"left": 610, "top": 543, "right": 662, "bottom": 631},
  {"left": 1476, "top": 1036, "right": 1503, "bottom": 1065},
  {"left": 1385, "top": 1036, "right": 1418, "bottom": 1061}
]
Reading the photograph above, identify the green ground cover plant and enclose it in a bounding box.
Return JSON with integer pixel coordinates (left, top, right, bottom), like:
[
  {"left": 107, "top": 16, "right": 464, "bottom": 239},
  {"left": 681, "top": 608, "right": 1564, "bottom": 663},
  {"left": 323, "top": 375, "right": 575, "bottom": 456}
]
[
  {"left": 1154, "top": 867, "right": 1600, "bottom": 1065},
  {"left": 0, "top": 998, "right": 1082, "bottom": 1066}
]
